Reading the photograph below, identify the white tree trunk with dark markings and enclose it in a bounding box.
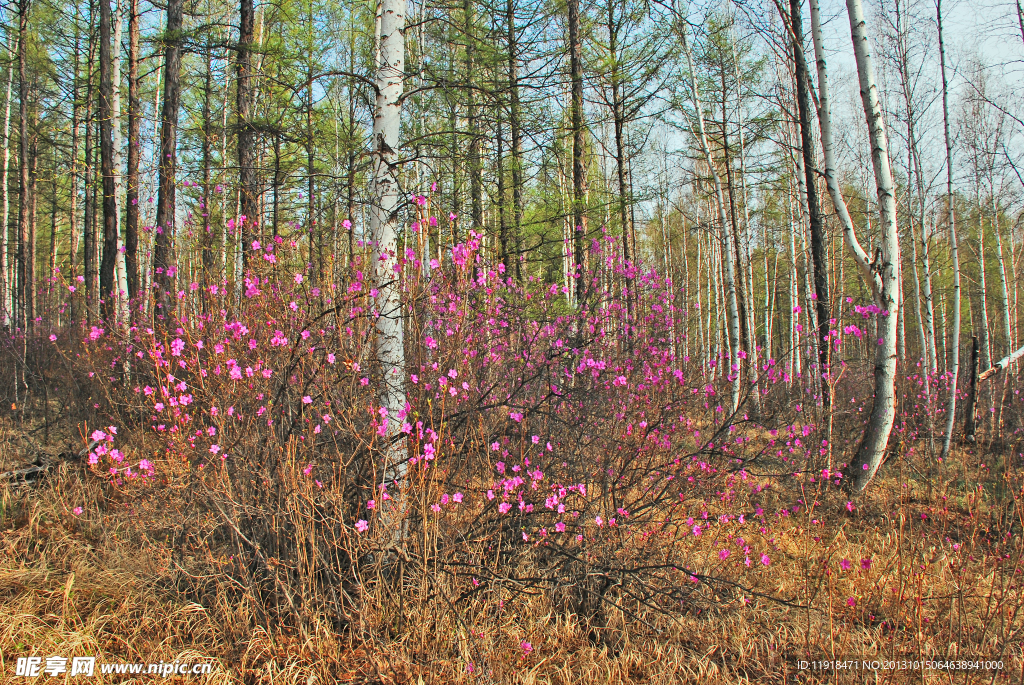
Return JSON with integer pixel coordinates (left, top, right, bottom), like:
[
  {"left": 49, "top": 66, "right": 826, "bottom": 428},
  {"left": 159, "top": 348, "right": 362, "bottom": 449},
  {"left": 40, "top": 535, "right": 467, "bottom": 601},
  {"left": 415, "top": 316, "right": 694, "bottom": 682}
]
[
  {"left": 840, "top": 0, "right": 902, "bottom": 493},
  {"left": 371, "top": 0, "right": 408, "bottom": 493}
]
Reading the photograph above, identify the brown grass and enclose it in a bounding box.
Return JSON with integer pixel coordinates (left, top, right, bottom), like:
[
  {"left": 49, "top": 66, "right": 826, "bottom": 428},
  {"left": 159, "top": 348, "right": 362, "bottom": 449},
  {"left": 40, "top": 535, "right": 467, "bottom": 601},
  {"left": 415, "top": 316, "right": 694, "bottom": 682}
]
[{"left": 2, "top": 415, "right": 1023, "bottom": 685}]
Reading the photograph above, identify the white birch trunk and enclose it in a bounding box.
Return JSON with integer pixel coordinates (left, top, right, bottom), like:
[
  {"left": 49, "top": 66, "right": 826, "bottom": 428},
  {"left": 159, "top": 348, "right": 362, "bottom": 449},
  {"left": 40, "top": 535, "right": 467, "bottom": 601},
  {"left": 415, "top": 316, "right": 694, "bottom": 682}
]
[
  {"left": 112, "top": 0, "right": 129, "bottom": 324},
  {"left": 371, "top": 0, "right": 409, "bottom": 490},
  {"left": 976, "top": 191, "right": 992, "bottom": 371},
  {"left": 993, "top": 197, "right": 1012, "bottom": 356},
  {"left": 1, "top": 37, "right": 12, "bottom": 327},
  {"left": 842, "top": 0, "right": 902, "bottom": 492},
  {"left": 938, "top": 0, "right": 960, "bottom": 460},
  {"left": 733, "top": 42, "right": 760, "bottom": 413},
  {"left": 809, "top": 0, "right": 880, "bottom": 299},
  {"left": 680, "top": 25, "right": 742, "bottom": 414},
  {"left": 789, "top": 191, "right": 800, "bottom": 383}
]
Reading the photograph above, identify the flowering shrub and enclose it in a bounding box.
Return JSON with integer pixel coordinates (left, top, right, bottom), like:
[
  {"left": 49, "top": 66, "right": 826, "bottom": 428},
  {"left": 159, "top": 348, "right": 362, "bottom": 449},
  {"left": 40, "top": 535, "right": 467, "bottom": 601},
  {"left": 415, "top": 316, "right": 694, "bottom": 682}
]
[{"left": 5, "top": 198, "right": 1021, "bottom": 671}]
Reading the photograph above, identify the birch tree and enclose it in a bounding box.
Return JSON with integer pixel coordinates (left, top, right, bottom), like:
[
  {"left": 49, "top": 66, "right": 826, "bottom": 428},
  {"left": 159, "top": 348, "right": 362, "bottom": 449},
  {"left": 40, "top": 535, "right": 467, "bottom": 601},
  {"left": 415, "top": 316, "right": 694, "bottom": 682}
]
[
  {"left": 937, "top": 0, "right": 960, "bottom": 460},
  {"left": 811, "top": 0, "right": 901, "bottom": 492},
  {"left": 0, "top": 32, "right": 12, "bottom": 327},
  {"left": 673, "top": 6, "right": 743, "bottom": 415},
  {"left": 370, "top": 0, "right": 410, "bottom": 493}
]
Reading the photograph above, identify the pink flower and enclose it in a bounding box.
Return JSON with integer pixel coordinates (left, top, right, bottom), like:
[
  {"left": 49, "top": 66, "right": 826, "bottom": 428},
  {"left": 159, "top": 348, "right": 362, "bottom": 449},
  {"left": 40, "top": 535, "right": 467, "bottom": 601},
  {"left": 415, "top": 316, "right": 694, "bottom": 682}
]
[
  {"left": 847, "top": 597, "right": 856, "bottom": 607},
  {"left": 760, "top": 553, "right": 770, "bottom": 566},
  {"left": 209, "top": 444, "right": 221, "bottom": 454},
  {"left": 355, "top": 519, "right": 368, "bottom": 532},
  {"left": 453, "top": 492, "right": 463, "bottom": 503},
  {"left": 840, "top": 558, "right": 851, "bottom": 571},
  {"left": 73, "top": 506, "right": 83, "bottom": 516},
  {"left": 367, "top": 500, "right": 376, "bottom": 510},
  {"left": 295, "top": 273, "right": 304, "bottom": 284},
  {"left": 555, "top": 522, "right": 566, "bottom": 532},
  {"left": 520, "top": 641, "right": 533, "bottom": 657},
  {"left": 719, "top": 549, "right": 730, "bottom": 560},
  {"left": 303, "top": 463, "right": 313, "bottom": 476},
  {"left": 861, "top": 558, "right": 872, "bottom": 570},
  {"left": 846, "top": 501, "right": 855, "bottom": 512},
  {"left": 302, "top": 395, "right": 312, "bottom": 404}
]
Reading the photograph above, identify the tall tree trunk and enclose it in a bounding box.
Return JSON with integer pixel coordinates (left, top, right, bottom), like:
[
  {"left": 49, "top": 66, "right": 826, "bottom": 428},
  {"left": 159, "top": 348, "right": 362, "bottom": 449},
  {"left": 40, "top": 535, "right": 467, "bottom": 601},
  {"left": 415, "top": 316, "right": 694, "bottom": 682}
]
[
  {"left": 48, "top": 149, "right": 57, "bottom": 282},
  {"left": 809, "top": 0, "right": 879, "bottom": 299},
  {"left": 678, "top": 21, "right": 742, "bottom": 414},
  {"left": 937, "top": 0, "right": 961, "bottom": 460},
  {"left": 99, "top": 0, "right": 118, "bottom": 322},
  {"left": 974, "top": 188, "right": 992, "bottom": 371},
  {"left": 465, "top": 0, "right": 482, "bottom": 232},
  {"left": 152, "top": 0, "right": 182, "bottom": 315},
  {"left": 27, "top": 113, "right": 36, "bottom": 324},
  {"left": 84, "top": 44, "right": 96, "bottom": 322},
  {"left": 202, "top": 38, "right": 214, "bottom": 277},
  {"left": 112, "top": 0, "right": 127, "bottom": 322},
  {"left": 608, "top": 0, "right": 634, "bottom": 338},
  {"left": 237, "top": 0, "right": 257, "bottom": 269},
  {"left": 496, "top": 94, "right": 508, "bottom": 269},
  {"left": 568, "top": 0, "right": 587, "bottom": 306},
  {"left": 993, "top": 197, "right": 1012, "bottom": 357},
  {"left": 963, "top": 335, "right": 979, "bottom": 440},
  {"left": 1, "top": 33, "right": 13, "bottom": 327},
  {"left": 839, "top": 0, "right": 902, "bottom": 493},
  {"left": 17, "top": 0, "right": 31, "bottom": 330},
  {"left": 506, "top": 0, "right": 523, "bottom": 281},
  {"left": 125, "top": 0, "right": 139, "bottom": 299},
  {"left": 370, "top": 0, "right": 409, "bottom": 491},
  {"left": 790, "top": 0, "right": 831, "bottom": 409},
  {"left": 732, "top": 38, "right": 761, "bottom": 413}
]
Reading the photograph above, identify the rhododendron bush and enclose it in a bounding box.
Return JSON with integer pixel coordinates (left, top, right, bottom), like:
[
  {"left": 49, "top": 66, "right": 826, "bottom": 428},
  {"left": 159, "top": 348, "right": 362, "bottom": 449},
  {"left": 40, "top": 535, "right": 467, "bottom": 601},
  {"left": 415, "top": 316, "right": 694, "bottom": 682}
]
[
  {"left": 6, "top": 223, "right": 1021, "bottom": 679},
  {"left": 21, "top": 233, "right": 820, "bottom": 638}
]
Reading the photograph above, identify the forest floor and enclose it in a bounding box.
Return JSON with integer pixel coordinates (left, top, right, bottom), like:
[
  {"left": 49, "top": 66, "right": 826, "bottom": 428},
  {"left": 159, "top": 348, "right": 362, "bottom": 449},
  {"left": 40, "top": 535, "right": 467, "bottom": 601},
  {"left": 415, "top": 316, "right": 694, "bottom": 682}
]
[{"left": 1, "top": 414, "right": 1022, "bottom": 685}]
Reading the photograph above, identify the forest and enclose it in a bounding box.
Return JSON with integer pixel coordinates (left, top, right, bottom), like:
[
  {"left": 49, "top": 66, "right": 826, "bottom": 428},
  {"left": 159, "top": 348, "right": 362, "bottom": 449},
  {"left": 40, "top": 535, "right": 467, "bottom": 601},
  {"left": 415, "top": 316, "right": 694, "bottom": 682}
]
[{"left": 1, "top": 0, "right": 1023, "bottom": 681}]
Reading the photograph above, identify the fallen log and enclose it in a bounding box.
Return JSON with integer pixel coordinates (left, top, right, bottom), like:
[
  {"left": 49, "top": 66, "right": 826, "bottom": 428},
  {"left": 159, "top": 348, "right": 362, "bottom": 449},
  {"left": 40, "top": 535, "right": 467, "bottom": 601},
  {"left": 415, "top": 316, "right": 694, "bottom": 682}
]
[
  {"left": 0, "top": 439, "right": 101, "bottom": 486},
  {"left": 979, "top": 343, "right": 1024, "bottom": 382}
]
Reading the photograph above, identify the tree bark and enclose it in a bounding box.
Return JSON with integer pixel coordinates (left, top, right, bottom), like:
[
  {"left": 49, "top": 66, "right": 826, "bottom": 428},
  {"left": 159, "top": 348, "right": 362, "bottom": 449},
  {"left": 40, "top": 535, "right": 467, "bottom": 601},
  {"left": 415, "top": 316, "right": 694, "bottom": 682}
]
[
  {"left": 568, "top": 0, "right": 587, "bottom": 307},
  {"left": 371, "top": 0, "right": 409, "bottom": 491},
  {"left": 678, "top": 19, "right": 743, "bottom": 415},
  {"left": 152, "top": 0, "right": 182, "bottom": 315},
  {"left": 937, "top": 0, "right": 961, "bottom": 461},
  {"left": 465, "top": 0, "right": 482, "bottom": 233},
  {"left": 608, "top": 0, "right": 635, "bottom": 340},
  {"left": 1, "top": 33, "right": 14, "bottom": 327},
  {"left": 99, "top": 0, "right": 119, "bottom": 322},
  {"left": 963, "top": 335, "right": 979, "bottom": 441},
  {"left": 125, "top": 0, "right": 140, "bottom": 299},
  {"left": 809, "top": 0, "right": 879, "bottom": 296},
  {"left": 840, "top": 0, "right": 902, "bottom": 493},
  {"left": 506, "top": 0, "right": 523, "bottom": 281},
  {"left": 202, "top": 37, "right": 214, "bottom": 277},
  {"left": 17, "top": 0, "right": 31, "bottom": 329},
  {"left": 237, "top": 0, "right": 257, "bottom": 269},
  {"left": 790, "top": 0, "right": 831, "bottom": 408}
]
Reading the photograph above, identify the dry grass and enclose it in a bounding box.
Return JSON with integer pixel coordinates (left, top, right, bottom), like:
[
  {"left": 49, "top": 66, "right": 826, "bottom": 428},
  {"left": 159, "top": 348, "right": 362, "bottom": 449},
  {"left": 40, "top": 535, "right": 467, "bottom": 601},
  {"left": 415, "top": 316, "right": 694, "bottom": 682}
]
[{"left": 2, "top": 414, "right": 1023, "bottom": 685}]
